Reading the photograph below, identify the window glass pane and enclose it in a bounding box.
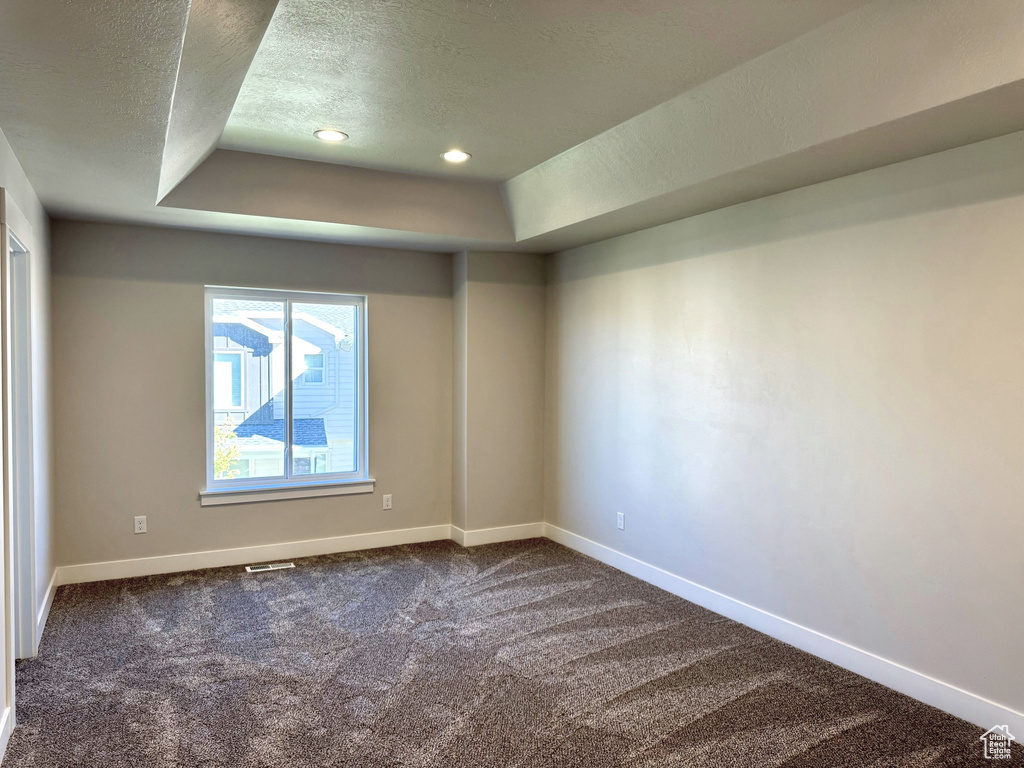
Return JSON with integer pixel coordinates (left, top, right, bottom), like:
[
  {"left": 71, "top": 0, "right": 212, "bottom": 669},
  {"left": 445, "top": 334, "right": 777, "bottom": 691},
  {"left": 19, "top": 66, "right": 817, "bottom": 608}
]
[
  {"left": 210, "top": 297, "right": 286, "bottom": 480},
  {"left": 292, "top": 301, "right": 358, "bottom": 475}
]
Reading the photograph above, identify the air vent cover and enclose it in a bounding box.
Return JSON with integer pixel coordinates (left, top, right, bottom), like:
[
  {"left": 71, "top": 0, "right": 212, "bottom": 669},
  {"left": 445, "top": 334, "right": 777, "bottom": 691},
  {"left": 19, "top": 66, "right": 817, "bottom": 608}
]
[{"left": 245, "top": 562, "right": 295, "bottom": 573}]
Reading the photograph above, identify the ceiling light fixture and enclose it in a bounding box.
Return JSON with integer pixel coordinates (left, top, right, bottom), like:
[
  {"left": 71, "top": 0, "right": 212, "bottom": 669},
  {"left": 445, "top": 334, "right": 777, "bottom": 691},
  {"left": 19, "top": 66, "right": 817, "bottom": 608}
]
[
  {"left": 442, "top": 149, "right": 471, "bottom": 163},
  {"left": 314, "top": 129, "right": 348, "bottom": 142}
]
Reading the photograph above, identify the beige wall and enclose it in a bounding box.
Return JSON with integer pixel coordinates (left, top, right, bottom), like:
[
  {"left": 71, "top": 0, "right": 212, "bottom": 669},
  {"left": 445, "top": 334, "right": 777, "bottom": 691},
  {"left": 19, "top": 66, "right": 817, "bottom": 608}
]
[
  {"left": 51, "top": 221, "right": 453, "bottom": 566},
  {"left": 454, "top": 252, "right": 546, "bottom": 531},
  {"left": 1, "top": 125, "right": 53, "bottom": 647},
  {"left": 545, "top": 131, "right": 1024, "bottom": 716}
]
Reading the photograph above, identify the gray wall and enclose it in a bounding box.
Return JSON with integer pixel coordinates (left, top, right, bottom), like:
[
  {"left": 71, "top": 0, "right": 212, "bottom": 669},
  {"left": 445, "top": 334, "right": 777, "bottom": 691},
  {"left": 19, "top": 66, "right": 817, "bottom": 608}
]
[
  {"left": 545, "top": 132, "right": 1024, "bottom": 717},
  {"left": 452, "top": 253, "right": 468, "bottom": 530},
  {"left": 51, "top": 221, "right": 453, "bottom": 566},
  {"left": 453, "top": 252, "right": 546, "bottom": 532}
]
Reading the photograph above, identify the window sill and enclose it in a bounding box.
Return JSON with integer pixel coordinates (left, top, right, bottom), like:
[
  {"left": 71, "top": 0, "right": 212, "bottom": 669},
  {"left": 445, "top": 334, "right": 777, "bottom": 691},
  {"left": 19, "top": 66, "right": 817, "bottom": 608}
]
[{"left": 199, "top": 479, "right": 375, "bottom": 507}]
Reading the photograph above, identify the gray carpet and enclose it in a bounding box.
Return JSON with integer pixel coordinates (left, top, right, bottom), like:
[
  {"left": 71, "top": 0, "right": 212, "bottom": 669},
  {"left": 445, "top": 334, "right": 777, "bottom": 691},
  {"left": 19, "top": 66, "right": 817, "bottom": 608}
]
[{"left": 2, "top": 539, "right": 1015, "bottom": 767}]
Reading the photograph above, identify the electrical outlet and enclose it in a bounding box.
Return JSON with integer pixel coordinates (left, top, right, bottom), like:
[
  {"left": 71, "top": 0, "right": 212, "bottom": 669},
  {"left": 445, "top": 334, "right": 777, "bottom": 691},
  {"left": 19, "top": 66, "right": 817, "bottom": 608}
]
[
  {"left": 616, "top": 512, "right": 625, "bottom": 530},
  {"left": 134, "top": 516, "right": 147, "bottom": 534},
  {"left": 383, "top": 494, "right": 393, "bottom": 510}
]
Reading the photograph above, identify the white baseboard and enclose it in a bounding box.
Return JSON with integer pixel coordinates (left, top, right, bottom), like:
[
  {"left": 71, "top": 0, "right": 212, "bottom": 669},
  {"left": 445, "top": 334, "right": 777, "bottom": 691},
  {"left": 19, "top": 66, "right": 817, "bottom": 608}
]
[
  {"left": 451, "top": 522, "right": 546, "bottom": 547},
  {"left": 0, "top": 705, "right": 13, "bottom": 762},
  {"left": 544, "top": 523, "right": 1024, "bottom": 735},
  {"left": 36, "top": 569, "right": 57, "bottom": 646},
  {"left": 55, "top": 524, "right": 452, "bottom": 586}
]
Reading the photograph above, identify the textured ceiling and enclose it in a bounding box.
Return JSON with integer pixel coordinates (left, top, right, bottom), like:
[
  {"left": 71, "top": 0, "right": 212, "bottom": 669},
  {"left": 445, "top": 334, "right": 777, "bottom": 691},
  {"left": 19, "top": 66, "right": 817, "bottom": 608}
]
[
  {"left": 4, "top": 0, "right": 1024, "bottom": 254},
  {"left": 221, "top": 0, "right": 868, "bottom": 180},
  {"left": 159, "top": 0, "right": 279, "bottom": 199},
  {"left": 0, "top": 0, "right": 187, "bottom": 217}
]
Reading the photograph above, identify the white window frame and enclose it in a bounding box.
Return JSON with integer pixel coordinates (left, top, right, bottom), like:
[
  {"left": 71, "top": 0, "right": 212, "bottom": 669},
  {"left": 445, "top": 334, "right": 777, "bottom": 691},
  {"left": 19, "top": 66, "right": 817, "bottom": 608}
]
[{"left": 202, "top": 286, "right": 372, "bottom": 505}]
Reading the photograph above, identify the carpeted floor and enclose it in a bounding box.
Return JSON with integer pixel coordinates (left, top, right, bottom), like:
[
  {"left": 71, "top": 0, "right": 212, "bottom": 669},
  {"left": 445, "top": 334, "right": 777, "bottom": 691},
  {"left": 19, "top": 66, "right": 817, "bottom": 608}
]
[{"left": 2, "top": 539, "right": 1015, "bottom": 767}]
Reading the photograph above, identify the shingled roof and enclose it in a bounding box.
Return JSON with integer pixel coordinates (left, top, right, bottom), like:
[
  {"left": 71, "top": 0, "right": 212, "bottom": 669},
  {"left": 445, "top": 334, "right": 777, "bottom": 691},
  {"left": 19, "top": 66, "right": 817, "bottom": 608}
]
[
  {"left": 233, "top": 418, "right": 328, "bottom": 447},
  {"left": 211, "top": 299, "right": 355, "bottom": 337}
]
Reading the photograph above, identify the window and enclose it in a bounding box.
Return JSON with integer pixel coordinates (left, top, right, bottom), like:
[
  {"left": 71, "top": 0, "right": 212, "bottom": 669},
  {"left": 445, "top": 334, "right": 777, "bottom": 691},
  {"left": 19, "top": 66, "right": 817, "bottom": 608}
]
[
  {"left": 303, "top": 353, "right": 325, "bottom": 384},
  {"left": 294, "top": 451, "right": 328, "bottom": 476},
  {"left": 204, "top": 287, "right": 369, "bottom": 498},
  {"left": 229, "top": 458, "right": 251, "bottom": 478},
  {"left": 213, "top": 352, "right": 243, "bottom": 408}
]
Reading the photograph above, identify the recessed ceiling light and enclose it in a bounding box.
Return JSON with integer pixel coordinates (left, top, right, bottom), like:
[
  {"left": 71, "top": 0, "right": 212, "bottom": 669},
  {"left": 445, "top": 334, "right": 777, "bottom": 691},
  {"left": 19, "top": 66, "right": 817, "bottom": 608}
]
[
  {"left": 442, "top": 149, "right": 471, "bottom": 163},
  {"left": 314, "top": 129, "right": 348, "bottom": 142}
]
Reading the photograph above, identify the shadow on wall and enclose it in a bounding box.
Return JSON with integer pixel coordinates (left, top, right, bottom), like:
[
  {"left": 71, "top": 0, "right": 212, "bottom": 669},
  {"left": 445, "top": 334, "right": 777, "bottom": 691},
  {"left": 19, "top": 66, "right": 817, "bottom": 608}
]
[
  {"left": 461, "top": 250, "right": 547, "bottom": 287},
  {"left": 50, "top": 222, "right": 453, "bottom": 298},
  {"left": 553, "top": 130, "right": 1024, "bottom": 281}
]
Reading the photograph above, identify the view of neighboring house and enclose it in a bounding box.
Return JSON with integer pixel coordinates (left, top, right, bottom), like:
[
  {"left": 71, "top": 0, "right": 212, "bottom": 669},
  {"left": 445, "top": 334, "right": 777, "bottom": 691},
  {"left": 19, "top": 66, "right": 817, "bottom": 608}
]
[{"left": 211, "top": 299, "right": 358, "bottom": 480}]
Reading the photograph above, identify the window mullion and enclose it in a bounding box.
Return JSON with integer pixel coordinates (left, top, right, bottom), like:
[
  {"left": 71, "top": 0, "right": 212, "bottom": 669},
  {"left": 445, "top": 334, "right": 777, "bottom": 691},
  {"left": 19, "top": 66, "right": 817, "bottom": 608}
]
[{"left": 285, "top": 298, "right": 293, "bottom": 481}]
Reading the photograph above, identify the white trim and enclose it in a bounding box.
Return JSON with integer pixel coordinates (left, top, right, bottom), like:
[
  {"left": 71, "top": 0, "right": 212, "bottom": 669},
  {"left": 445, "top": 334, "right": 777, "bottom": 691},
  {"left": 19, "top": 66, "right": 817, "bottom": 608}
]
[
  {"left": 0, "top": 705, "right": 13, "bottom": 760},
  {"left": 544, "top": 523, "right": 1024, "bottom": 735},
  {"left": 199, "top": 478, "right": 375, "bottom": 506},
  {"left": 5, "top": 231, "right": 37, "bottom": 660},
  {"left": 35, "top": 569, "right": 57, "bottom": 648},
  {"left": 0, "top": 206, "right": 15, "bottom": 755},
  {"left": 55, "top": 524, "right": 451, "bottom": 586},
  {"left": 451, "top": 522, "right": 546, "bottom": 548}
]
